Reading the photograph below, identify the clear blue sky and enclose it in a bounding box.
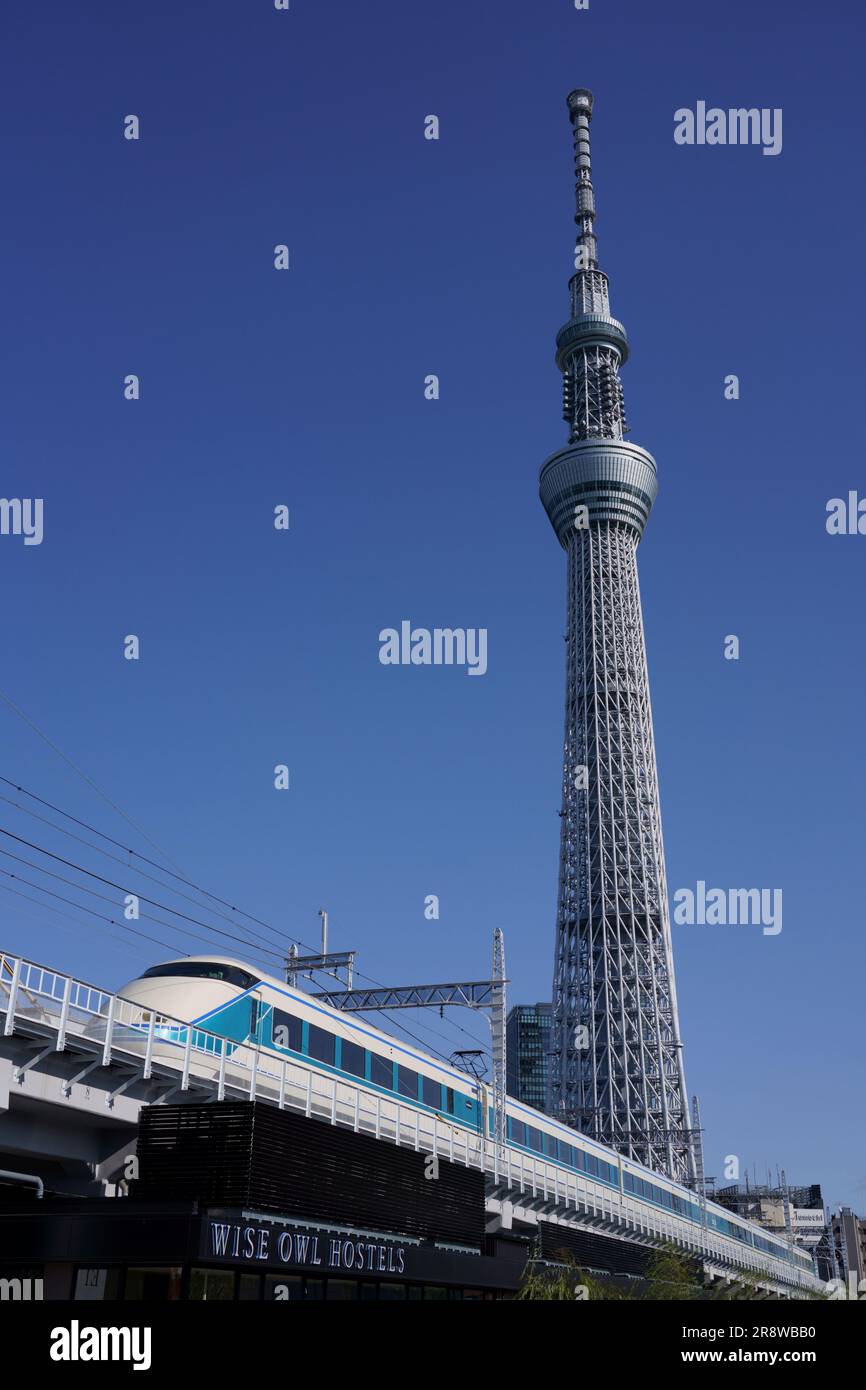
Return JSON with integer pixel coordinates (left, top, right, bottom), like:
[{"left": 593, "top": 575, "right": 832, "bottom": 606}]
[{"left": 1, "top": 0, "right": 863, "bottom": 1211}]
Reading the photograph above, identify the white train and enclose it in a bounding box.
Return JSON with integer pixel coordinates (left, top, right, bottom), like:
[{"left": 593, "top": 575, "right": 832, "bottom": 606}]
[{"left": 115, "top": 953, "right": 816, "bottom": 1289}]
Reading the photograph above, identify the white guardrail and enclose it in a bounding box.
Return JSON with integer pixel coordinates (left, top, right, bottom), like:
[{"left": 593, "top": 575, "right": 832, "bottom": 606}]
[{"left": 0, "top": 952, "right": 821, "bottom": 1295}]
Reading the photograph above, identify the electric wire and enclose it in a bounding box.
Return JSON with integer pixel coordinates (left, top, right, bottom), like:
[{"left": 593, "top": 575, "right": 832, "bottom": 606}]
[
  {"left": 0, "top": 777, "right": 492, "bottom": 1062},
  {"left": 0, "top": 689, "right": 186, "bottom": 874},
  {"left": 0, "top": 779, "right": 493, "bottom": 1056}
]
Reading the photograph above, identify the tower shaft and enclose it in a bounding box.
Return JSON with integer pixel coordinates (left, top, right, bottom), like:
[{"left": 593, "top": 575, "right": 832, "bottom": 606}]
[{"left": 541, "top": 90, "right": 694, "bottom": 1184}]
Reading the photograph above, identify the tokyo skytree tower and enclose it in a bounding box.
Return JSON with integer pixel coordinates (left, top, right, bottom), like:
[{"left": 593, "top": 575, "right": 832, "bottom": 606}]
[{"left": 540, "top": 89, "right": 695, "bottom": 1185}]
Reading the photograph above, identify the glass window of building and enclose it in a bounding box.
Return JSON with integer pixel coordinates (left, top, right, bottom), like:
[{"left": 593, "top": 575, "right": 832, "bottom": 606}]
[
  {"left": 124, "top": 1267, "right": 182, "bottom": 1301},
  {"left": 326, "top": 1280, "right": 358, "bottom": 1300},
  {"left": 189, "top": 1269, "right": 235, "bottom": 1301},
  {"left": 74, "top": 1267, "right": 121, "bottom": 1300}
]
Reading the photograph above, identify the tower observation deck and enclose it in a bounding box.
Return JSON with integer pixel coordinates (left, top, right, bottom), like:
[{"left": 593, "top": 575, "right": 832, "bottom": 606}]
[{"left": 541, "top": 89, "right": 695, "bottom": 1185}]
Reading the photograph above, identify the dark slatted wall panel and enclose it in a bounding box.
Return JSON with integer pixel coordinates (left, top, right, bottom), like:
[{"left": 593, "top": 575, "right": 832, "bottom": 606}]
[
  {"left": 133, "top": 1101, "right": 485, "bottom": 1246},
  {"left": 538, "top": 1221, "right": 653, "bottom": 1278}
]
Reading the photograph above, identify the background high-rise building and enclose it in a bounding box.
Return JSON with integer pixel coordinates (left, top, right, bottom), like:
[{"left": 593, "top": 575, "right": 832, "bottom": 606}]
[
  {"left": 831, "top": 1207, "right": 866, "bottom": 1289},
  {"left": 540, "top": 89, "right": 693, "bottom": 1184},
  {"left": 505, "top": 1003, "right": 552, "bottom": 1111}
]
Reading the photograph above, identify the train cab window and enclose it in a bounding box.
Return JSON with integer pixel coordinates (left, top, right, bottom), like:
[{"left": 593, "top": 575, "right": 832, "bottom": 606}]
[
  {"left": 272, "top": 1009, "right": 302, "bottom": 1052},
  {"left": 307, "top": 1023, "right": 336, "bottom": 1065},
  {"left": 445, "top": 1087, "right": 455, "bottom": 1113},
  {"left": 421, "top": 1076, "right": 441, "bottom": 1109},
  {"left": 340, "top": 1039, "right": 366, "bottom": 1079},
  {"left": 397, "top": 1066, "right": 418, "bottom": 1099},
  {"left": 370, "top": 1053, "right": 393, "bottom": 1090},
  {"left": 140, "top": 961, "right": 260, "bottom": 991}
]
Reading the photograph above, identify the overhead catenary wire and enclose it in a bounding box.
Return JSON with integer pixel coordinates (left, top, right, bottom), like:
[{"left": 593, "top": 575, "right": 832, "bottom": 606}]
[
  {"left": 0, "top": 867, "right": 198, "bottom": 957},
  {"left": 0, "top": 789, "right": 280, "bottom": 959},
  {"left": 0, "top": 690, "right": 186, "bottom": 875},
  {"left": 0, "top": 831, "right": 490, "bottom": 1066},
  {"left": 0, "top": 827, "right": 288, "bottom": 963},
  {"left": 0, "top": 881, "right": 161, "bottom": 965},
  {"left": 0, "top": 777, "right": 287, "bottom": 957},
  {"left": 0, "top": 777, "right": 494, "bottom": 1056},
  {"left": 0, "top": 690, "right": 495, "bottom": 1060},
  {"left": 0, "top": 844, "right": 285, "bottom": 966}
]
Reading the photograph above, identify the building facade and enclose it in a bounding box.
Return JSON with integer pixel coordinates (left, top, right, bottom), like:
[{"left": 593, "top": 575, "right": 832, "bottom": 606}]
[
  {"left": 831, "top": 1207, "right": 866, "bottom": 1289},
  {"left": 505, "top": 1003, "right": 552, "bottom": 1110}
]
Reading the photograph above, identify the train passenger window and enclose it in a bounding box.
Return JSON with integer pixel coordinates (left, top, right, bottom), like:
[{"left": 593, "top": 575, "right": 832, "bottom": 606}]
[
  {"left": 272, "top": 1009, "right": 302, "bottom": 1052},
  {"left": 341, "top": 1039, "right": 366, "bottom": 1078},
  {"left": 510, "top": 1120, "right": 525, "bottom": 1145},
  {"left": 397, "top": 1066, "right": 418, "bottom": 1099},
  {"left": 559, "top": 1143, "right": 574, "bottom": 1166},
  {"left": 421, "top": 1076, "right": 441, "bottom": 1108},
  {"left": 307, "top": 1023, "right": 335, "bottom": 1065},
  {"left": 543, "top": 1133, "right": 556, "bottom": 1157},
  {"left": 370, "top": 1053, "right": 393, "bottom": 1089},
  {"left": 623, "top": 1172, "right": 634, "bottom": 1193},
  {"left": 585, "top": 1154, "right": 598, "bottom": 1176},
  {"left": 527, "top": 1127, "right": 542, "bottom": 1152}
]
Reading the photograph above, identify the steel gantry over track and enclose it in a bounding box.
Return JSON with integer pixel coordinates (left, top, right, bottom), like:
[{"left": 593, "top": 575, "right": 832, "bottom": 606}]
[{"left": 313, "top": 928, "right": 508, "bottom": 1151}]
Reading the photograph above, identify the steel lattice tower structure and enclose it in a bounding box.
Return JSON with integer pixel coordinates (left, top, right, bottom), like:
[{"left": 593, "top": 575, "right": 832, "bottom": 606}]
[{"left": 540, "top": 89, "right": 695, "bottom": 1185}]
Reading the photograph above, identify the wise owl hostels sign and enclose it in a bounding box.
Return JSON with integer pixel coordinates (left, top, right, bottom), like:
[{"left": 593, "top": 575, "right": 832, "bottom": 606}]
[{"left": 203, "top": 1217, "right": 408, "bottom": 1277}]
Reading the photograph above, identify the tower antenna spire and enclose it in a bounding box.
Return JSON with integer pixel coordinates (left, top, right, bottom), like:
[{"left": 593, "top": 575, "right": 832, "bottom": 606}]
[
  {"left": 558, "top": 90, "right": 629, "bottom": 444},
  {"left": 567, "top": 88, "right": 598, "bottom": 272}
]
